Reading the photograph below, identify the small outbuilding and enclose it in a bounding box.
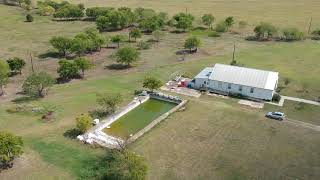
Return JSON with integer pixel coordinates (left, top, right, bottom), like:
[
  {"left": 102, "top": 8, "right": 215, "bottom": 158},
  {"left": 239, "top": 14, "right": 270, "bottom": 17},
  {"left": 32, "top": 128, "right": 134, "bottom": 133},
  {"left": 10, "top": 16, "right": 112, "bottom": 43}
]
[{"left": 191, "top": 64, "right": 279, "bottom": 101}]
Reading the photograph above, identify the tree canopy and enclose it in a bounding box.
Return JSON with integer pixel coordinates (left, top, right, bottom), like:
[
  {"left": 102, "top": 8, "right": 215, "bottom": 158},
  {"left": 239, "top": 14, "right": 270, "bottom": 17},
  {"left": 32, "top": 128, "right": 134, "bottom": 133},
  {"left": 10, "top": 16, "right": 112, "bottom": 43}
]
[
  {"left": 172, "top": 13, "right": 194, "bottom": 31},
  {"left": 0, "top": 61, "right": 9, "bottom": 96},
  {"left": 115, "top": 46, "right": 140, "bottom": 66},
  {"left": 104, "top": 150, "right": 147, "bottom": 180},
  {"left": 53, "top": 4, "right": 84, "bottom": 18},
  {"left": 184, "top": 36, "right": 201, "bottom": 52},
  {"left": 6, "top": 57, "right": 26, "bottom": 75},
  {"left": 143, "top": 77, "right": 162, "bottom": 92},
  {"left": 22, "top": 72, "right": 56, "bottom": 97},
  {"left": 57, "top": 60, "right": 80, "bottom": 80},
  {"left": 281, "top": 27, "right": 304, "bottom": 41},
  {"left": 76, "top": 114, "right": 93, "bottom": 133},
  {"left": 97, "top": 93, "right": 122, "bottom": 114},
  {"left": 50, "top": 36, "right": 73, "bottom": 57},
  {"left": 129, "top": 28, "right": 142, "bottom": 42},
  {"left": 75, "top": 57, "right": 92, "bottom": 77},
  {"left": 0, "top": 131, "right": 23, "bottom": 170},
  {"left": 202, "top": 14, "right": 215, "bottom": 29}
]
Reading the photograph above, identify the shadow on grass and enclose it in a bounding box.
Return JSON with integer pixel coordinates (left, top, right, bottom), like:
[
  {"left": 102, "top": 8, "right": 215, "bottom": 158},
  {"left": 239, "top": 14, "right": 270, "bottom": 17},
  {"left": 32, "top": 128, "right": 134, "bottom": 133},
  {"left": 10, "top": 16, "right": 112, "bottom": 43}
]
[
  {"left": 176, "top": 49, "right": 197, "bottom": 55},
  {"left": 12, "top": 96, "right": 37, "bottom": 104},
  {"left": 64, "top": 128, "right": 82, "bottom": 139},
  {"left": 38, "top": 51, "right": 62, "bottom": 59},
  {"left": 105, "top": 64, "right": 131, "bottom": 70}
]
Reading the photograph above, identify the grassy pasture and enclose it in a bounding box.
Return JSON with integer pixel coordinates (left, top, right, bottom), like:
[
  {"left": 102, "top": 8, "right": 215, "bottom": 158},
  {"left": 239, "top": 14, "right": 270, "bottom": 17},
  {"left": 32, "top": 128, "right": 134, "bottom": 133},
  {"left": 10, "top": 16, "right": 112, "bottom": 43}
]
[{"left": 0, "top": 1, "right": 320, "bottom": 180}]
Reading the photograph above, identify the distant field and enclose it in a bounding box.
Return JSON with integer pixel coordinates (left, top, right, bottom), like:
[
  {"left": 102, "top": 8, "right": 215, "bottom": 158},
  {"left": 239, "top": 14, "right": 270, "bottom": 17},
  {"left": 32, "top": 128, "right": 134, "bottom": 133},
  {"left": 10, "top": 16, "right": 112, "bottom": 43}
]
[
  {"left": 0, "top": 1, "right": 320, "bottom": 180},
  {"left": 72, "top": 0, "right": 320, "bottom": 27}
]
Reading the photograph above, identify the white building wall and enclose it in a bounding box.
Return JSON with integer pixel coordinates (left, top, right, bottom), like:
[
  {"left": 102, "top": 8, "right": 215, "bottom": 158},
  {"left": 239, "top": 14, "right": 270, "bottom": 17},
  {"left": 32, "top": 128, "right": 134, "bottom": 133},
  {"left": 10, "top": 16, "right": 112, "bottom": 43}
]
[
  {"left": 207, "top": 80, "right": 274, "bottom": 100},
  {"left": 194, "top": 78, "right": 209, "bottom": 89}
]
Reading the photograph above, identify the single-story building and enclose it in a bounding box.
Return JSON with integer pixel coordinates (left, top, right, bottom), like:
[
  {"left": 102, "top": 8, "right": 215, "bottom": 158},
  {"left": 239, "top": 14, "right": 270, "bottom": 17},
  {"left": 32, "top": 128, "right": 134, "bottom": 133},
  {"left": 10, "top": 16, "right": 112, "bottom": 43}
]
[{"left": 191, "top": 64, "right": 279, "bottom": 101}]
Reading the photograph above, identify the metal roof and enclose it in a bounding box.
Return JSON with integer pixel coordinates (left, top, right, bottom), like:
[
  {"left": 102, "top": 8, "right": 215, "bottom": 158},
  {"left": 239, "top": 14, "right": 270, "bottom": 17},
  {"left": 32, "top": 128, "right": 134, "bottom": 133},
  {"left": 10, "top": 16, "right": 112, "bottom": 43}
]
[
  {"left": 194, "top": 67, "right": 214, "bottom": 79},
  {"left": 207, "top": 64, "right": 279, "bottom": 90}
]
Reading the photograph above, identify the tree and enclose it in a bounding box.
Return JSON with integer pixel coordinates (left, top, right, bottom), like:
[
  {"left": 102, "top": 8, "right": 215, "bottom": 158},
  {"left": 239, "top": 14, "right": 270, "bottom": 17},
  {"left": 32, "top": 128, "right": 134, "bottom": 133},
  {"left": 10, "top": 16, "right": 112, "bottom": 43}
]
[
  {"left": 139, "top": 15, "right": 163, "bottom": 33},
  {"left": 97, "top": 93, "right": 122, "bottom": 113},
  {"left": 84, "top": 28, "right": 106, "bottom": 51},
  {"left": 26, "top": 14, "right": 33, "bottom": 22},
  {"left": 115, "top": 46, "right": 140, "bottom": 66},
  {"left": 50, "top": 36, "right": 73, "bottom": 57},
  {"left": 152, "top": 30, "right": 165, "bottom": 42},
  {"left": 110, "top": 35, "right": 125, "bottom": 48},
  {"left": 75, "top": 57, "right": 92, "bottom": 77},
  {"left": 71, "top": 35, "right": 90, "bottom": 56},
  {"left": 184, "top": 36, "right": 201, "bottom": 53},
  {"left": 22, "top": 72, "right": 55, "bottom": 97},
  {"left": 57, "top": 60, "right": 80, "bottom": 80},
  {"left": 38, "top": 5, "right": 55, "bottom": 16},
  {"left": 76, "top": 114, "right": 92, "bottom": 134},
  {"left": 86, "top": 7, "right": 114, "bottom": 19},
  {"left": 143, "top": 77, "right": 162, "bottom": 92},
  {"left": 224, "top": 16, "right": 234, "bottom": 28},
  {"left": 0, "top": 61, "right": 9, "bottom": 96},
  {"left": 253, "top": 22, "right": 277, "bottom": 40},
  {"left": 129, "top": 28, "right": 142, "bottom": 42},
  {"left": 6, "top": 57, "right": 25, "bottom": 75},
  {"left": 215, "top": 21, "right": 227, "bottom": 32},
  {"left": 104, "top": 150, "right": 147, "bottom": 180},
  {"left": 53, "top": 4, "right": 84, "bottom": 19},
  {"left": 173, "top": 13, "right": 194, "bottom": 32},
  {"left": 0, "top": 131, "right": 23, "bottom": 170},
  {"left": 202, "top": 14, "right": 215, "bottom": 29}
]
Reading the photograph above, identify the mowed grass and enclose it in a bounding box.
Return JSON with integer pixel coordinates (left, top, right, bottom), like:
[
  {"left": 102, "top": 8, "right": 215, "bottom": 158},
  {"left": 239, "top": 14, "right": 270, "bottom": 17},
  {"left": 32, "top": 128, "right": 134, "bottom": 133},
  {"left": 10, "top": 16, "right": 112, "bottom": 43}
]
[
  {"left": 264, "top": 100, "right": 320, "bottom": 125},
  {"left": 131, "top": 96, "right": 320, "bottom": 179}
]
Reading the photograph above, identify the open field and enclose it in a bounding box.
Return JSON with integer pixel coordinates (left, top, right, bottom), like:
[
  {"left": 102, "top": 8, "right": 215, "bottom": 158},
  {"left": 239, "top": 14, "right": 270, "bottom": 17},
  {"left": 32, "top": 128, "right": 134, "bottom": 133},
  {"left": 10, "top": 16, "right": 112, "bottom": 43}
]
[{"left": 0, "top": 1, "right": 320, "bottom": 180}]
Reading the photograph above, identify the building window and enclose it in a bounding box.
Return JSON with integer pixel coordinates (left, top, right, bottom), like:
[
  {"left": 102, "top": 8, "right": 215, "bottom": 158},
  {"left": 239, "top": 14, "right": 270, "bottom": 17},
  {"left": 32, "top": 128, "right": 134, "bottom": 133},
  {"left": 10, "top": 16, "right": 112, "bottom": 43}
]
[
  {"left": 204, "top": 81, "right": 206, "bottom": 85},
  {"left": 228, "top": 83, "right": 231, "bottom": 89},
  {"left": 250, "top": 87, "right": 254, "bottom": 93},
  {"left": 239, "top": 86, "right": 242, "bottom": 91}
]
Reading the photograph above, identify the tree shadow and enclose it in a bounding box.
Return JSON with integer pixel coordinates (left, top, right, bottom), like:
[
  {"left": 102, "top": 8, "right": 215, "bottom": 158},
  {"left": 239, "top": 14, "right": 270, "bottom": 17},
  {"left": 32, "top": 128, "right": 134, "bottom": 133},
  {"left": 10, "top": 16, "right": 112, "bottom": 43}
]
[
  {"left": 63, "top": 128, "right": 82, "bottom": 139},
  {"left": 170, "top": 30, "right": 186, "bottom": 34},
  {"left": 191, "top": 26, "right": 207, "bottom": 31},
  {"left": 176, "top": 49, "right": 197, "bottom": 55},
  {"left": 38, "top": 51, "right": 62, "bottom": 59},
  {"left": 12, "top": 96, "right": 37, "bottom": 104},
  {"left": 105, "top": 64, "right": 130, "bottom": 70}
]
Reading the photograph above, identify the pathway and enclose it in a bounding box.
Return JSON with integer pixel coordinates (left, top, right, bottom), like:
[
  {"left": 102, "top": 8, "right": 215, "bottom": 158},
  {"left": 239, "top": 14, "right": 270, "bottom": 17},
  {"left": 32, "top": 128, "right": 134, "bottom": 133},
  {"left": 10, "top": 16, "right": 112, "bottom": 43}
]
[
  {"left": 267, "top": 95, "right": 320, "bottom": 107},
  {"left": 284, "top": 118, "right": 320, "bottom": 132}
]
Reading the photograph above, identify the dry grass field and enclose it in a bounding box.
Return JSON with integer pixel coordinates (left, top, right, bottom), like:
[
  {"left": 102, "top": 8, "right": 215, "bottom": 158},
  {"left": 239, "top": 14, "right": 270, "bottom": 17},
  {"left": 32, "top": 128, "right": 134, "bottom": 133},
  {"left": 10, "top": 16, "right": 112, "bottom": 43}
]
[{"left": 0, "top": 0, "right": 320, "bottom": 179}]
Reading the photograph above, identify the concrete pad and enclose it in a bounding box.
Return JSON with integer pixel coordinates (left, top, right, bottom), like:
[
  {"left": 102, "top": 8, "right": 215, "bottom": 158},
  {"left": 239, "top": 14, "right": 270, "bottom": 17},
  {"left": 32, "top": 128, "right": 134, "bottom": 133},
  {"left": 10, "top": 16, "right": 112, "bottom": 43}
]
[{"left": 238, "top": 100, "right": 264, "bottom": 109}]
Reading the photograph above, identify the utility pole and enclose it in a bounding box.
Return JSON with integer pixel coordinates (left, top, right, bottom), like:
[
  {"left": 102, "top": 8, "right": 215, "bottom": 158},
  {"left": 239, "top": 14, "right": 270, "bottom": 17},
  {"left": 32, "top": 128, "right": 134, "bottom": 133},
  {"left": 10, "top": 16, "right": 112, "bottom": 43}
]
[
  {"left": 232, "top": 43, "right": 236, "bottom": 62},
  {"left": 308, "top": 17, "right": 313, "bottom": 35},
  {"left": 29, "top": 52, "right": 34, "bottom": 73}
]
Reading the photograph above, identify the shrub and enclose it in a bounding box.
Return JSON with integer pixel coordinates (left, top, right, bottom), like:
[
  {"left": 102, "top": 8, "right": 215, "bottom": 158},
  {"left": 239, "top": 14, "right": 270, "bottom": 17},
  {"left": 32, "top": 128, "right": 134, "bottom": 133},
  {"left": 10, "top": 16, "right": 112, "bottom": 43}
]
[
  {"left": 272, "top": 93, "right": 281, "bottom": 102},
  {"left": 6, "top": 57, "right": 26, "bottom": 75},
  {"left": 253, "top": 22, "right": 277, "bottom": 40},
  {"left": 143, "top": 76, "right": 162, "bottom": 92},
  {"left": 76, "top": 114, "right": 93, "bottom": 133},
  {"left": 96, "top": 93, "right": 122, "bottom": 114},
  {"left": 114, "top": 46, "right": 140, "bottom": 66},
  {"left": 284, "top": 77, "right": 291, "bottom": 86},
  {"left": 208, "top": 31, "right": 220, "bottom": 37},
  {"left": 57, "top": 60, "right": 80, "bottom": 80},
  {"left": 0, "top": 132, "right": 23, "bottom": 170},
  {"left": 38, "top": 5, "right": 55, "bottom": 16},
  {"left": 137, "top": 41, "right": 151, "bottom": 50},
  {"left": 22, "top": 72, "right": 56, "bottom": 98},
  {"left": 311, "top": 29, "right": 320, "bottom": 40},
  {"left": 215, "top": 21, "right": 227, "bottom": 32},
  {"left": 53, "top": 4, "right": 84, "bottom": 19},
  {"left": 184, "top": 36, "right": 201, "bottom": 53},
  {"left": 281, "top": 27, "right": 304, "bottom": 41},
  {"left": 26, "top": 14, "right": 33, "bottom": 22}
]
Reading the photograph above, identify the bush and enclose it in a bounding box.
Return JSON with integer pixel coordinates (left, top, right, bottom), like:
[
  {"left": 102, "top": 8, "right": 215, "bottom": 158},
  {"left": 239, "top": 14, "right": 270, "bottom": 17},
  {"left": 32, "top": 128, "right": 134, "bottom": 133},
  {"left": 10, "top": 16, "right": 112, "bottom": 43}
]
[
  {"left": 208, "top": 31, "right": 220, "bottom": 37},
  {"left": 38, "top": 5, "right": 55, "bottom": 16},
  {"left": 253, "top": 22, "right": 277, "bottom": 40},
  {"left": 137, "top": 41, "right": 151, "bottom": 50},
  {"left": 272, "top": 93, "right": 281, "bottom": 102},
  {"left": 215, "top": 21, "right": 227, "bottom": 32},
  {"left": 311, "top": 29, "right": 320, "bottom": 40},
  {"left": 26, "top": 14, "right": 33, "bottom": 22},
  {"left": 281, "top": 27, "right": 304, "bottom": 41},
  {"left": 57, "top": 60, "right": 80, "bottom": 80},
  {"left": 76, "top": 114, "right": 93, "bottom": 134},
  {"left": 53, "top": 4, "right": 84, "bottom": 19},
  {"left": 0, "top": 132, "right": 23, "bottom": 170}
]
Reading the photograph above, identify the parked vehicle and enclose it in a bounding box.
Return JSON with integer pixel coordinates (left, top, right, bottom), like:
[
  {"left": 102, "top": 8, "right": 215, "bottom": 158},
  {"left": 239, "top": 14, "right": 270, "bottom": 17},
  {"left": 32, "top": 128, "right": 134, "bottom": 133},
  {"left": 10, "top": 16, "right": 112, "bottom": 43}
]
[{"left": 265, "top": 112, "right": 285, "bottom": 121}]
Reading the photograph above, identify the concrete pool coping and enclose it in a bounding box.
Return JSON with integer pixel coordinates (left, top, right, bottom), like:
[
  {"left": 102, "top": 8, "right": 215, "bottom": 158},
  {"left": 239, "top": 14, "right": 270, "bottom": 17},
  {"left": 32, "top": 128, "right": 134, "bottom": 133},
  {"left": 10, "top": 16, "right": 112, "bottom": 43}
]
[{"left": 78, "top": 93, "right": 187, "bottom": 149}]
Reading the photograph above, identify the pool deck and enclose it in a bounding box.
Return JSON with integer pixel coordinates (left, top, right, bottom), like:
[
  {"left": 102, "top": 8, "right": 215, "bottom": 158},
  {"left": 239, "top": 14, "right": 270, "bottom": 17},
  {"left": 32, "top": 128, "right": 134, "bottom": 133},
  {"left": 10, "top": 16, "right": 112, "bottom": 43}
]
[{"left": 77, "top": 93, "right": 187, "bottom": 149}]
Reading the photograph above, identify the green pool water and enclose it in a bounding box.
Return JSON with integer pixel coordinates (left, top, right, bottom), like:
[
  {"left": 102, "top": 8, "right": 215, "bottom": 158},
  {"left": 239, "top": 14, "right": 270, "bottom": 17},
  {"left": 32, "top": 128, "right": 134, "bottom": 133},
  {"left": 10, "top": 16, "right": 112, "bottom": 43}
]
[{"left": 103, "top": 98, "right": 177, "bottom": 139}]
